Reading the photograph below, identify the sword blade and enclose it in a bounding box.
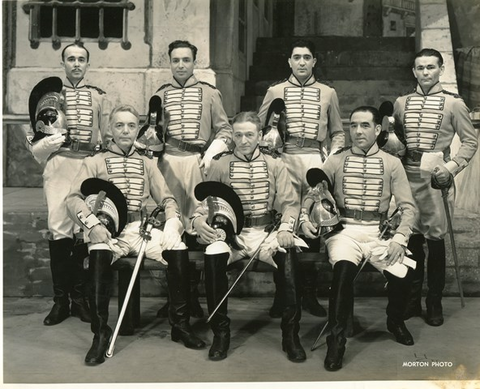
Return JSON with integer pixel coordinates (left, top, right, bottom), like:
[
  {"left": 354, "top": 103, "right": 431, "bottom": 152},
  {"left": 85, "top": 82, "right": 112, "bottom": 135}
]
[{"left": 442, "top": 188, "right": 465, "bottom": 308}]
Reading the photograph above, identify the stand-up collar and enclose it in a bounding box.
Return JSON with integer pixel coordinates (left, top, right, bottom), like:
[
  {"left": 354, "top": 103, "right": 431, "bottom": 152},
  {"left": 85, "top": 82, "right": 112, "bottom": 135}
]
[
  {"left": 171, "top": 74, "right": 198, "bottom": 89},
  {"left": 351, "top": 142, "right": 380, "bottom": 157},
  {"left": 416, "top": 81, "right": 443, "bottom": 96},
  {"left": 288, "top": 73, "right": 316, "bottom": 87},
  {"left": 108, "top": 142, "right": 137, "bottom": 157},
  {"left": 233, "top": 146, "right": 261, "bottom": 162},
  {"left": 64, "top": 77, "right": 86, "bottom": 89}
]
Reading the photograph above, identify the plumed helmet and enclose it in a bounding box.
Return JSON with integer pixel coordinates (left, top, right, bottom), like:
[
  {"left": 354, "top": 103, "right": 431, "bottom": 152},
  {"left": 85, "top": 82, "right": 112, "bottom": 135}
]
[
  {"left": 136, "top": 95, "right": 164, "bottom": 156},
  {"left": 81, "top": 178, "right": 128, "bottom": 237},
  {"left": 306, "top": 168, "right": 342, "bottom": 237},
  {"left": 195, "top": 181, "right": 244, "bottom": 248},
  {"left": 261, "top": 98, "right": 286, "bottom": 154},
  {"left": 28, "top": 77, "right": 68, "bottom": 142},
  {"left": 376, "top": 101, "right": 406, "bottom": 158}
]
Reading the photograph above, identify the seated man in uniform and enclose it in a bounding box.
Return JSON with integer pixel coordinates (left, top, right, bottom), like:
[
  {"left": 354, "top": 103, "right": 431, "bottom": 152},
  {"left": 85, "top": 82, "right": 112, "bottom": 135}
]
[
  {"left": 301, "top": 106, "right": 417, "bottom": 371},
  {"left": 191, "top": 111, "right": 307, "bottom": 362},
  {"left": 66, "top": 105, "right": 205, "bottom": 365}
]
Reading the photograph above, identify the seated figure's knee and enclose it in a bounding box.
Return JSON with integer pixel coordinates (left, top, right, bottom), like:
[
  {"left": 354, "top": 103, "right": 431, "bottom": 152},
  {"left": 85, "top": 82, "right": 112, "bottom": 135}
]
[{"left": 205, "top": 241, "right": 231, "bottom": 256}]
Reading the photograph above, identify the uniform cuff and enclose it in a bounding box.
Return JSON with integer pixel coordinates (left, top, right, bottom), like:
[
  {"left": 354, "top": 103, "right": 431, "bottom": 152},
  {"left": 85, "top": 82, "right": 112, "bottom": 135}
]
[{"left": 392, "top": 233, "right": 407, "bottom": 247}]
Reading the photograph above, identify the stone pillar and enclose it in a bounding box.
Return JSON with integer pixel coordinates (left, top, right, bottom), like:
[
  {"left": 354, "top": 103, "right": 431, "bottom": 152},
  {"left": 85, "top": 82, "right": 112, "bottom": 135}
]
[
  {"left": 146, "top": 0, "right": 216, "bottom": 99},
  {"left": 416, "top": 0, "right": 457, "bottom": 92},
  {"left": 416, "top": 0, "right": 477, "bottom": 213}
]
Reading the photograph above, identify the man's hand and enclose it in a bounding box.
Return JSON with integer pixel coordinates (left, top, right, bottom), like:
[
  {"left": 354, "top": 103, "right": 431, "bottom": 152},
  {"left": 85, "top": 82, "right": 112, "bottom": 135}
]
[
  {"left": 277, "top": 231, "right": 294, "bottom": 248},
  {"left": 300, "top": 221, "right": 318, "bottom": 239},
  {"left": 88, "top": 224, "right": 112, "bottom": 244},
  {"left": 385, "top": 241, "right": 405, "bottom": 266},
  {"left": 193, "top": 215, "right": 217, "bottom": 244},
  {"left": 31, "top": 133, "right": 65, "bottom": 163},
  {"left": 162, "top": 218, "right": 183, "bottom": 250},
  {"left": 199, "top": 139, "right": 228, "bottom": 175},
  {"left": 432, "top": 164, "right": 453, "bottom": 186}
]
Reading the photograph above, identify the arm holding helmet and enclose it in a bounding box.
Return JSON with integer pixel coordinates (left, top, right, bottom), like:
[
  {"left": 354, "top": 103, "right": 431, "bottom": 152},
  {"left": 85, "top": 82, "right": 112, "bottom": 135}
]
[
  {"left": 66, "top": 156, "right": 112, "bottom": 244},
  {"left": 146, "top": 157, "right": 184, "bottom": 250}
]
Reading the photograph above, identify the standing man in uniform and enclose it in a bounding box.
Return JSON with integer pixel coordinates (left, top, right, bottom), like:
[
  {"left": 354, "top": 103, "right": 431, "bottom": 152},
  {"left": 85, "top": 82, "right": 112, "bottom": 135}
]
[
  {"left": 192, "top": 111, "right": 307, "bottom": 362},
  {"left": 26, "top": 43, "right": 110, "bottom": 326},
  {"left": 258, "top": 39, "right": 345, "bottom": 317},
  {"left": 394, "top": 48, "right": 478, "bottom": 326},
  {"left": 152, "top": 40, "right": 233, "bottom": 318},
  {"left": 301, "top": 106, "right": 417, "bottom": 371},
  {"left": 66, "top": 105, "right": 205, "bottom": 365}
]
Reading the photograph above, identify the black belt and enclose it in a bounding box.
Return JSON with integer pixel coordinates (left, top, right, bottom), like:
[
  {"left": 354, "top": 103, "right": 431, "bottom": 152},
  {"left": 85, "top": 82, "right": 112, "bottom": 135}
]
[
  {"left": 285, "top": 136, "right": 321, "bottom": 149},
  {"left": 127, "top": 210, "right": 166, "bottom": 224},
  {"left": 61, "top": 141, "right": 100, "bottom": 153},
  {"left": 406, "top": 149, "right": 424, "bottom": 162},
  {"left": 244, "top": 212, "right": 275, "bottom": 228},
  {"left": 339, "top": 208, "right": 387, "bottom": 222},
  {"left": 166, "top": 137, "right": 203, "bottom": 153}
]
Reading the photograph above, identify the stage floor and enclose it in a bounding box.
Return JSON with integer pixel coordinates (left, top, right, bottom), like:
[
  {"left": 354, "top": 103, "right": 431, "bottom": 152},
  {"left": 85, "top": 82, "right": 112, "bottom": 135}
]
[{"left": 2, "top": 296, "right": 479, "bottom": 387}]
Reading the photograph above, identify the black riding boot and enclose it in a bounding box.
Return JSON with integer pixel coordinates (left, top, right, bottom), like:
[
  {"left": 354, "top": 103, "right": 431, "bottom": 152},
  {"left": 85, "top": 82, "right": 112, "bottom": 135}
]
[
  {"left": 276, "top": 250, "right": 306, "bottom": 363},
  {"left": 44, "top": 238, "right": 74, "bottom": 326},
  {"left": 70, "top": 242, "right": 91, "bottom": 323},
  {"left": 301, "top": 262, "right": 327, "bottom": 317},
  {"left": 157, "top": 263, "right": 204, "bottom": 319},
  {"left": 385, "top": 271, "right": 414, "bottom": 346},
  {"left": 269, "top": 270, "right": 283, "bottom": 318},
  {"left": 205, "top": 252, "right": 231, "bottom": 361},
  {"left": 85, "top": 250, "right": 114, "bottom": 365},
  {"left": 426, "top": 239, "right": 446, "bottom": 326},
  {"left": 324, "top": 261, "right": 356, "bottom": 372},
  {"left": 164, "top": 250, "right": 206, "bottom": 350},
  {"left": 403, "top": 234, "right": 425, "bottom": 320}
]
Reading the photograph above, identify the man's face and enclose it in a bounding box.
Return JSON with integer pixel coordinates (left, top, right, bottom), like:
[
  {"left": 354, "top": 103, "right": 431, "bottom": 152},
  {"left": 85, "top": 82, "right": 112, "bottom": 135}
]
[
  {"left": 233, "top": 121, "right": 261, "bottom": 158},
  {"left": 288, "top": 47, "right": 316, "bottom": 82},
  {"left": 412, "top": 56, "right": 444, "bottom": 92},
  {"left": 111, "top": 111, "right": 139, "bottom": 153},
  {"left": 170, "top": 47, "right": 195, "bottom": 84},
  {"left": 61, "top": 46, "right": 89, "bottom": 83},
  {"left": 349, "top": 111, "right": 381, "bottom": 152}
]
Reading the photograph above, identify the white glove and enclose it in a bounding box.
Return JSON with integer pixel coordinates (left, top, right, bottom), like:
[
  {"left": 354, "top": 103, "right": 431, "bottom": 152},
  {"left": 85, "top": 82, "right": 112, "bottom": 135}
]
[
  {"left": 31, "top": 133, "right": 65, "bottom": 164},
  {"left": 200, "top": 139, "right": 228, "bottom": 175},
  {"left": 162, "top": 217, "right": 184, "bottom": 250}
]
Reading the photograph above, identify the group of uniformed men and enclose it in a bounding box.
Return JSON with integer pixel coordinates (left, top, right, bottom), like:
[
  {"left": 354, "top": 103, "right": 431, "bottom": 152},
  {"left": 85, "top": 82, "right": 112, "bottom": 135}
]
[{"left": 26, "top": 38, "right": 477, "bottom": 370}]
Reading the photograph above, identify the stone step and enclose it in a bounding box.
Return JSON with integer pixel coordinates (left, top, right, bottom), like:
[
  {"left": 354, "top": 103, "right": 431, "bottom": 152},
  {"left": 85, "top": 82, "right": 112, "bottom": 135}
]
[
  {"left": 249, "top": 65, "right": 413, "bottom": 82},
  {"left": 241, "top": 79, "right": 414, "bottom": 117},
  {"left": 255, "top": 36, "right": 416, "bottom": 53}
]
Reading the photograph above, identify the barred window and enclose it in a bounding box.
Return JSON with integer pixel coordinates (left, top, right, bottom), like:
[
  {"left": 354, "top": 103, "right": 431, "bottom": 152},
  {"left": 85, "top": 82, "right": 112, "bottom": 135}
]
[{"left": 22, "top": 0, "right": 135, "bottom": 50}]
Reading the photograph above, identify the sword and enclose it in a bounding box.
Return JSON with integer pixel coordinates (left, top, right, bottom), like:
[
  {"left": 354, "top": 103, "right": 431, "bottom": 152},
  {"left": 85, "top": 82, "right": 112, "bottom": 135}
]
[
  {"left": 441, "top": 187, "right": 465, "bottom": 308},
  {"left": 206, "top": 218, "right": 282, "bottom": 323},
  {"left": 105, "top": 207, "right": 163, "bottom": 358},
  {"left": 312, "top": 207, "right": 401, "bottom": 351}
]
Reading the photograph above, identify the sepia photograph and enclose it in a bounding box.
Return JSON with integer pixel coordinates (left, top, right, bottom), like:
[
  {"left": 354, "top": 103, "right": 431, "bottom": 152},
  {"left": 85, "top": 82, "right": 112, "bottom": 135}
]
[{"left": 2, "top": 0, "right": 480, "bottom": 388}]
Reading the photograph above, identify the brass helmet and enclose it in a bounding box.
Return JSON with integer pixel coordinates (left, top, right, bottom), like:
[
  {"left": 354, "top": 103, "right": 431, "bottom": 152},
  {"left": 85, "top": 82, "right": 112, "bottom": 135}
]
[
  {"left": 81, "top": 178, "right": 128, "bottom": 238},
  {"left": 28, "top": 77, "right": 68, "bottom": 142},
  {"left": 195, "top": 181, "right": 244, "bottom": 249},
  {"left": 261, "top": 98, "right": 286, "bottom": 154},
  {"left": 305, "top": 168, "right": 343, "bottom": 237},
  {"left": 376, "top": 101, "right": 406, "bottom": 158}
]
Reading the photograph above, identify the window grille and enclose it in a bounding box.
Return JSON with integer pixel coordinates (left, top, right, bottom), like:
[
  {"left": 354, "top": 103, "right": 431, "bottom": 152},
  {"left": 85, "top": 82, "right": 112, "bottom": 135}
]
[
  {"left": 238, "top": 0, "right": 246, "bottom": 54},
  {"left": 22, "top": 0, "right": 135, "bottom": 50}
]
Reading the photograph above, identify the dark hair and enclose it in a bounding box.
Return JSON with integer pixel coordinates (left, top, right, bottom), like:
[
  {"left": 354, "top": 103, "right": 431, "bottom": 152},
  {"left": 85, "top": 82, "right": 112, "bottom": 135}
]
[
  {"left": 349, "top": 106, "right": 381, "bottom": 125},
  {"left": 232, "top": 111, "right": 262, "bottom": 132},
  {"left": 413, "top": 48, "right": 444, "bottom": 67},
  {"left": 109, "top": 104, "right": 140, "bottom": 125},
  {"left": 61, "top": 42, "right": 90, "bottom": 62},
  {"left": 289, "top": 39, "right": 316, "bottom": 58},
  {"left": 168, "top": 40, "right": 198, "bottom": 61}
]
